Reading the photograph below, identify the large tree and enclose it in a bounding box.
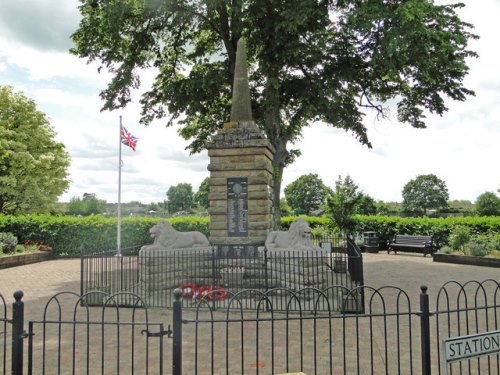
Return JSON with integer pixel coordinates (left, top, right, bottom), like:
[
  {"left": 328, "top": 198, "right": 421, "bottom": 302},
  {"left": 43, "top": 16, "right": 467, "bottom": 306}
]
[
  {"left": 194, "top": 177, "right": 209, "bottom": 210},
  {"left": 71, "top": 0, "right": 477, "bottom": 227},
  {"left": 284, "top": 173, "right": 330, "bottom": 215},
  {"left": 0, "top": 85, "right": 70, "bottom": 214},
  {"left": 166, "top": 182, "right": 195, "bottom": 213},
  {"left": 402, "top": 174, "right": 449, "bottom": 215},
  {"left": 474, "top": 192, "right": 500, "bottom": 217}
]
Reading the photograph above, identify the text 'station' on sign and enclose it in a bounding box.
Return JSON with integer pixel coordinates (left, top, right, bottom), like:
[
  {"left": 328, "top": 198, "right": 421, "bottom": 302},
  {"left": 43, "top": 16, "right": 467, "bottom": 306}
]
[{"left": 442, "top": 330, "right": 500, "bottom": 366}]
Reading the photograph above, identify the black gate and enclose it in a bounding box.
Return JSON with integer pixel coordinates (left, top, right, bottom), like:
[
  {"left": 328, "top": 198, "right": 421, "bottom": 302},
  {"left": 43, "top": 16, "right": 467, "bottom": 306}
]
[{"left": 5, "top": 291, "right": 166, "bottom": 375}]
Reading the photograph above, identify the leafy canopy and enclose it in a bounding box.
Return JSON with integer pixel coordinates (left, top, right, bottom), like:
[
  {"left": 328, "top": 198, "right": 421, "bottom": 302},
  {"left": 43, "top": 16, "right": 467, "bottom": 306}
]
[
  {"left": 0, "top": 86, "right": 70, "bottom": 214},
  {"left": 475, "top": 192, "right": 500, "bottom": 217},
  {"left": 66, "top": 193, "right": 107, "bottom": 216},
  {"left": 326, "top": 175, "right": 362, "bottom": 233},
  {"left": 402, "top": 173, "right": 449, "bottom": 215},
  {"left": 284, "top": 173, "right": 330, "bottom": 215},
  {"left": 71, "top": 0, "right": 477, "bottom": 225},
  {"left": 166, "top": 183, "right": 195, "bottom": 213},
  {"left": 194, "top": 177, "right": 209, "bottom": 210}
]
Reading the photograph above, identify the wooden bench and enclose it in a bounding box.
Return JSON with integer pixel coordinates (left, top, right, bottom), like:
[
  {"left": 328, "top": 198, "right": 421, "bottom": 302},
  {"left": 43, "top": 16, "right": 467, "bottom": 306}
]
[{"left": 387, "top": 235, "right": 434, "bottom": 256}]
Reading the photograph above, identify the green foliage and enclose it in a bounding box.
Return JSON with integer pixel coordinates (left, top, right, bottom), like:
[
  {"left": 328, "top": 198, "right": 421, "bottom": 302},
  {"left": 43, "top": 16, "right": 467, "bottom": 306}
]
[
  {"left": 0, "top": 86, "right": 70, "bottom": 214},
  {"left": 466, "top": 241, "right": 490, "bottom": 257},
  {"left": 402, "top": 174, "right": 449, "bottom": 215},
  {"left": 354, "top": 215, "right": 500, "bottom": 250},
  {"left": 357, "top": 194, "right": 377, "bottom": 215},
  {"left": 0, "top": 215, "right": 210, "bottom": 256},
  {"left": 284, "top": 174, "right": 330, "bottom": 215},
  {"left": 1, "top": 213, "right": 497, "bottom": 257},
  {"left": 279, "top": 198, "right": 292, "bottom": 216},
  {"left": 375, "top": 201, "right": 398, "bottom": 215},
  {"left": 326, "top": 175, "right": 362, "bottom": 234},
  {"left": 475, "top": 192, "right": 500, "bottom": 216},
  {"left": 280, "top": 216, "right": 329, "bottom": 231},
  {"left": 66, "top": 193, "right": 107, "bottom": 216},
  {"left": 166, "top": 183, "right": 194, "bottom": 213},
  {"left": 448, "top": 226, "right": 471, "bottom": 250},
  {"left": 71, "top": 0, "right": 477, "bottom": 226},
  {"left": 0, "top": 232, "right": 17, "bottom": 253},
  {"left": 194, "top": 178, "right": 209, "bottom": 210}
]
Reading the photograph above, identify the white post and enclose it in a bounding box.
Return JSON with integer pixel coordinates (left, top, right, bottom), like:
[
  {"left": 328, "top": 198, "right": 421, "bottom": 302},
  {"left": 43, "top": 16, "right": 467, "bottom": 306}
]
[{"left": 117, "top": 116, "right": 123, "bottom": 257}]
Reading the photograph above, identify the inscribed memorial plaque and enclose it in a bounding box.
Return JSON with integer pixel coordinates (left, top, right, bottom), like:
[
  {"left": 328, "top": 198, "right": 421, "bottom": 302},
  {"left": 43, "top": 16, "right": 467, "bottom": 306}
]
[{"left": 227, "top": 177, "right": 248, "bottom": 237}]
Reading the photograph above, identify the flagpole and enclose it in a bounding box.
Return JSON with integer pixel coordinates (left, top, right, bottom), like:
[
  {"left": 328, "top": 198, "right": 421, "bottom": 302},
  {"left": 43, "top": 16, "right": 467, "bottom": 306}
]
[{"left": 117, "top": 116, "right": 122, "bottom": 257}]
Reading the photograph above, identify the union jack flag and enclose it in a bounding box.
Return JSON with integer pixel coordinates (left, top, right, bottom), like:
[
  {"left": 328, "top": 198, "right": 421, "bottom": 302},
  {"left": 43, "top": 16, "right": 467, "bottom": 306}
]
[{"left": 120, "top": 125, "right": 138, "bottom": 151}]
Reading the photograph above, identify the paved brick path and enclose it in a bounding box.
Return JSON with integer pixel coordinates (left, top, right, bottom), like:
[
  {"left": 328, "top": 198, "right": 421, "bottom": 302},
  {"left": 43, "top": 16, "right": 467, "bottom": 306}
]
[
  {"left": 2, "top": 252, "right": 498, "bottom": 313},
  {"left": 1, "top": 253, "right": 498, "bottom": 374}
]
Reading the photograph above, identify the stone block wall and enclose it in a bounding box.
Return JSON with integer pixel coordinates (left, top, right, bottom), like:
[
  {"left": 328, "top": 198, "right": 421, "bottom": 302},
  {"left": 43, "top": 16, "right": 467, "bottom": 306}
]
[{"left": 206, "top": 121, "right": 275, "bottom": 245}]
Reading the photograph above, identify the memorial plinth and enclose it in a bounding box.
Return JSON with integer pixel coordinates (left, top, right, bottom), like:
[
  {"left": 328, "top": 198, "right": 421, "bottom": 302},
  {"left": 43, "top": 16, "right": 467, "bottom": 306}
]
[{"left": 206, "top": 121, "right": 275, "bottom": 245}]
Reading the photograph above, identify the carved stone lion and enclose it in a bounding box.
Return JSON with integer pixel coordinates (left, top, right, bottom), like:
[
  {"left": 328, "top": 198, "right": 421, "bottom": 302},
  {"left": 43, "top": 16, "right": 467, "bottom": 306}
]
[
  {"left": 265, "top": 218, "right": 321, "bottom": 252},
  {"left": 140, "top": 220, "right": 210, "bottom": 251}
]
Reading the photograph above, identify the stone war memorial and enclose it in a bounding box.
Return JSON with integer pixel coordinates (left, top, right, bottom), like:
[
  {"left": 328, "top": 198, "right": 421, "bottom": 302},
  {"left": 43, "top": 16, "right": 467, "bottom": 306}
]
[
  {"left": 205, "top": 37, "right": 275, "bottom": 255},
  {"left": 138, "top": 39, "right": 348, "bottom": 309}
]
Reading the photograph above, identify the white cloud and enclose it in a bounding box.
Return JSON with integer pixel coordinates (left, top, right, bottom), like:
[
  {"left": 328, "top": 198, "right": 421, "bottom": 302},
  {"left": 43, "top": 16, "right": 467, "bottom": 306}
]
[{"left": 1, "top": 0, "right": 498, "bottom": 206}]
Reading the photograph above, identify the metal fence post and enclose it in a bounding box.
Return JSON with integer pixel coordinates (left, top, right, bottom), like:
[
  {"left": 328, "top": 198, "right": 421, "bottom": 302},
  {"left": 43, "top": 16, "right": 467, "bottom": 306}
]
[
  {"left": 80, "top": 245, "right": 85, "bottom": 297},
  {"left": 264, "top": 247, "right": 269, "bottom": 293},
  {"left": 172, "top": 288, "right": 183, "bottom": 375},
  {"left": 11, "top": 290, "right": 24, "bottom": 375},
  {"left": 419, "top": 285, "right": 431, "bottom": 375}
]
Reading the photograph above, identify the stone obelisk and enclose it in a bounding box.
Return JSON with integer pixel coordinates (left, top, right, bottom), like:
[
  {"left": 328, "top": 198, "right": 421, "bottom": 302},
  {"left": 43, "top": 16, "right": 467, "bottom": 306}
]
[{"left": 206, "top": 38, "right": 275, "bottom": 252}]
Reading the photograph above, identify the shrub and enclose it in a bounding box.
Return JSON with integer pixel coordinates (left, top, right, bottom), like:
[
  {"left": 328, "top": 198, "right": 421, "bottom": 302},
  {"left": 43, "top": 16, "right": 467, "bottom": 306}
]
[
  {"left": 0, "top": 232, "right": 18, "bottom": 253},
  {"left": 448, "top": 226, "right": 471, "bottom": 250},
  {"left": 487, "top": 233, "right": 500, "bottom": 251},
  {"left": 467, "top": 241, "right": 491, "bottom": 257},
  {"left": 354, "top": 215, "right": 500, "bottom": 250}
]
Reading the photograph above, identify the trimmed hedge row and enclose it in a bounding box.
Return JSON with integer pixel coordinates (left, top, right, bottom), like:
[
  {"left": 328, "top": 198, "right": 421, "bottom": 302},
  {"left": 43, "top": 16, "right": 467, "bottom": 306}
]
[
  {"left": 282, "top": 215, "right": 500, "bottom": 250},
  {"left": 0, "top": 215, "right": 210, "bottom": 256},
  {"left": 0, "top": 214, "right": 498, "bottom": 256},
  {"left": 353, "top": 215, "right": 500, "bottom": 250}
]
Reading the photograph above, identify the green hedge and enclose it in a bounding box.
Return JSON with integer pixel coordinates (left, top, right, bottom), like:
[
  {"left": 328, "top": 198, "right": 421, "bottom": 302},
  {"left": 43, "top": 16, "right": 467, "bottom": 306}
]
[
  {"left": 0, "top": 214, "right": 498, "bottom": 256},
  {"left": 354, "top": 215, "right": 500, "bottom": 249},
  {"left": 0, "top": 215, "right": 210, "bottom": 256},
  {"left": 282, "top": 215, "right": 500, "bottom": 249}
]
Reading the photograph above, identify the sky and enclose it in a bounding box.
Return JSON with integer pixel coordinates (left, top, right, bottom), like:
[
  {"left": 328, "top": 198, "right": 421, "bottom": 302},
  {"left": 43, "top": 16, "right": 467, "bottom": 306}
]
[{"left": 0, "top": 0, "right": 498, "bottom": 205}]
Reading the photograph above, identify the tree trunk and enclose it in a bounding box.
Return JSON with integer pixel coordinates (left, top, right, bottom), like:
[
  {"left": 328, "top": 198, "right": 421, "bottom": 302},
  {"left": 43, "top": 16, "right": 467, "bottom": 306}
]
[
  {"left": 271, "top": 140, "right": 288, "bottom": 230},
  {"left": 262, "top": 78, "right": 288, "bottom": 230}
]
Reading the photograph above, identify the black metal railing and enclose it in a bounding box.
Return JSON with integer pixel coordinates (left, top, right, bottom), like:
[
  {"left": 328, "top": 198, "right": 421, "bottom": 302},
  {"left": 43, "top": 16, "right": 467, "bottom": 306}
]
[
  {"left": 1, "top": 280, "right": 498, "bottom": 375},
  {"left": 81, "top": 236, "right": 365, "bottom": 311},
  {"left": 80, "top": 245, "right": 142, "bottom": 305},
  {"left": 0, "top": 292, "right": 9, "bottom": 375},
  {"left": 172, "top": 280, "right": 500, "bottom": 375}
]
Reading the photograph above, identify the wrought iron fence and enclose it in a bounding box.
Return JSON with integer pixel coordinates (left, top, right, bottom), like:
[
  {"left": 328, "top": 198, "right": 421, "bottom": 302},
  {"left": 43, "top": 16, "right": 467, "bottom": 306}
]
[
  {"left": 81, "top": 236, "right": 364, "bottom": 311},
  {"left": 172, "top": 280, "right": 500, "bottom": 375},
  {"left": 80, "top": 245, "right": 142, "bottom": 305},
  {"left": 0, "top": 280, "right": 499, "bottom": 375}
]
